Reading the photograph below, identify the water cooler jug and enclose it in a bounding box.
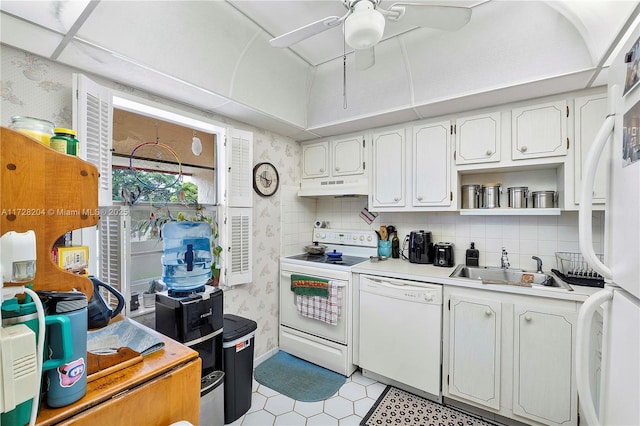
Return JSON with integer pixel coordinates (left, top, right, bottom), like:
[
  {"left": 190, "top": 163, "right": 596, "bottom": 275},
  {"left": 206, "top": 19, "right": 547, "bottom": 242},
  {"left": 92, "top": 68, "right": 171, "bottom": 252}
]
[
  {"left": 155, "top": 285, "right": 224, "bottom": 425},
  {"left": 161, "top": 221, "right": 212, "bottom": 294}
]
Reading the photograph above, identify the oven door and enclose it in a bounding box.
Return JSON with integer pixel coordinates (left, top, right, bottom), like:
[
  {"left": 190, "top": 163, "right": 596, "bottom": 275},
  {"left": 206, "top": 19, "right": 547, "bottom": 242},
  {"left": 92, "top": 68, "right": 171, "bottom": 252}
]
[{"left": 279, "top": 265, "right": 349, "bottom": 344}]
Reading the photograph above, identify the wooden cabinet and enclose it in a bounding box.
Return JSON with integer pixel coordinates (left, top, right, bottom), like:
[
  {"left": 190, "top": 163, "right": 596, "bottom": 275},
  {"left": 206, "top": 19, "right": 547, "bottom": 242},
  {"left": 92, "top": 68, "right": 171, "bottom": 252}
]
[
  {"left": 448, "top": 294, "right": 501, "bottom": 410},
  {"left": 371, "top": 128, "right": 406, "bottom": 208},
  {"left": 302, "top": 141, "right": 330, "bottom": 179},
  {"left": 455, "top": 112, "right": 501, "bottom": 165},
  {"left": 443, "top": 287, "right": 579, "bottom": 426},
  {"left": 513, "top": 304, "right": 577, "bottom": 425},
  {"left": 573, "top": 94, "right": 608, "bottom": 205},
  {"left": 511, "top": 100, "right": 568, "bottom": 160},
  {"left": 37, "top": 327, "right": 201, "bottom": 426},
  {"left": 413, "top": 121, "right": 452, "bottom": 207}
]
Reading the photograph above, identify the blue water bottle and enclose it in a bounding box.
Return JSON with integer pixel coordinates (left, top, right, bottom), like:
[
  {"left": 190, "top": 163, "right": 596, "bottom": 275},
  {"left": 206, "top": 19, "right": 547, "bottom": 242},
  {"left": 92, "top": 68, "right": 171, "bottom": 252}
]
[
  {"left": 161, "top": 221, "right": 212, "bottom": 293},
  {"left": 38, "top": 291, "right": 88, "bottom": 408}
]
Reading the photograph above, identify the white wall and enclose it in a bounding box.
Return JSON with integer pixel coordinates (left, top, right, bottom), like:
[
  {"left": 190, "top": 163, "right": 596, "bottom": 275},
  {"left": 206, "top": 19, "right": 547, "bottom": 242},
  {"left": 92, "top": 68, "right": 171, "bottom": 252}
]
[{"left": 309, "top": 197, "right": 604, "bottom": 273}]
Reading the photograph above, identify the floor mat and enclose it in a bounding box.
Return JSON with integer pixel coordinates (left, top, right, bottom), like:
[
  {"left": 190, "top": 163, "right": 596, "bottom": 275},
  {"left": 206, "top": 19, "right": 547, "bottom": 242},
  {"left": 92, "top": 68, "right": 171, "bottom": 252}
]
[
  {"left": 361, "top": 386, "right": 495, "bottom": 426},
  {"left": 254, "top": 351, "right": 346, "bottom": 402}
]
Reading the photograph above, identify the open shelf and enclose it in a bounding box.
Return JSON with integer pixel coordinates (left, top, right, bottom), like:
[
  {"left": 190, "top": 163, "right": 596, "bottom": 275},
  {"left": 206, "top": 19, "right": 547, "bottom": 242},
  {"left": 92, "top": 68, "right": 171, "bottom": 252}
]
[{"left": 460, "top": 208, "right": 562, "bottom": 216}]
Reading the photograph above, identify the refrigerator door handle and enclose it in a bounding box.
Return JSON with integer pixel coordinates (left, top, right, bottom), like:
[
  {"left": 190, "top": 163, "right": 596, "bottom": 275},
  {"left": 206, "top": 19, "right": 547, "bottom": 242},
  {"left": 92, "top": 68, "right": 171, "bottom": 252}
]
[
  {"left": 578, "top": 85, "right": 617, "bottom": 280},
  {"left": 576, "top": 288, "right": 613, "bottom": 426}
]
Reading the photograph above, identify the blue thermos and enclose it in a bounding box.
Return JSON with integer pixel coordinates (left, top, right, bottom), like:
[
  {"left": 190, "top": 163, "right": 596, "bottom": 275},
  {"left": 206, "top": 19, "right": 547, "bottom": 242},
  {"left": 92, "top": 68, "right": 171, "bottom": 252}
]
[{"left": 38, "top": 290, "right": 88, "bottom": 408}]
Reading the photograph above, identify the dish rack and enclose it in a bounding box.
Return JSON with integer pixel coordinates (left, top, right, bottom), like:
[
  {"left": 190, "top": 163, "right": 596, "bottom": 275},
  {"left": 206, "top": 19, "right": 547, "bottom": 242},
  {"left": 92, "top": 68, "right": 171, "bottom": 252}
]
[{"left": 555, "top": 252, "right": 604, "bottom": 280}]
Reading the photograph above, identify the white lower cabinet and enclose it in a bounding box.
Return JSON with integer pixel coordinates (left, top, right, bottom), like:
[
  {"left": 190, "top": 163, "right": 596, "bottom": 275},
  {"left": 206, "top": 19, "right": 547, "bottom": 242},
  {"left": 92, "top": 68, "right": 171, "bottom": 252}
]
[
  {"left": 443, "top": 287, "right": 579, "bottom": 426},
  {"left": 448, "top": 295, "right": 501, "bottom": 410}
]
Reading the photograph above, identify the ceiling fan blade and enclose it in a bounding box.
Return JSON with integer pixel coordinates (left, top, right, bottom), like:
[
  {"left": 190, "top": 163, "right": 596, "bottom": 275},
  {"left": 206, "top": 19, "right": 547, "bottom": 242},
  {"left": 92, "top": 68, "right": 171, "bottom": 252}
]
[
  {"left": 270, "top": 13, "right": 349, "bottom": 48},
  {"left": 386, "top": 4, "right": 472, "bottom": 31},
  {"left": 355, "top": 47, "right": 375, "bottom": 71}
]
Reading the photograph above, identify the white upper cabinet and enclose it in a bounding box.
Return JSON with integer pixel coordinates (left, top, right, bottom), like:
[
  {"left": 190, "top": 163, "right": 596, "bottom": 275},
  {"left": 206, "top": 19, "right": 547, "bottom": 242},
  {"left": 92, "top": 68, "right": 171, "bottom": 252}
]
[
  {"left": 301, "top": 141, "right": 330, "bottom": 179},
  {"left": 371, "top": 128, "right": 406, "bottom": 208},
  {"left": 332, "top": 136, "right": 364, "bottom": 177},
  {"left": 512, "top": 100, "right": 568, "bottom": 160},
  {"left": 574, "top": 94, "right": 608, "bottom": 205},
  {"left": 455, "top": 112, "right": 501, "bottom": 165},
  {"left": 413, "top": 120, "right": 452, "bottom": 207}
]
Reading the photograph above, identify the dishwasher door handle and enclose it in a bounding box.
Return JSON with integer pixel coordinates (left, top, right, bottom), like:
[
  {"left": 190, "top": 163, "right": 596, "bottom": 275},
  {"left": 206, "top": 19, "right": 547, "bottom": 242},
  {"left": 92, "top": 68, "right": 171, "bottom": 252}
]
[{"left": 362, "top": 276, "right": 433, "bottom": 293}]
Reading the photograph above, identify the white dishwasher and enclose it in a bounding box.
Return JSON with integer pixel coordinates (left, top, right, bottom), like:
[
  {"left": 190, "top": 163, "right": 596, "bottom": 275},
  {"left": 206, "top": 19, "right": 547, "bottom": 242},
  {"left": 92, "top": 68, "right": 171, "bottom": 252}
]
[{"left": 359, "top": 274, "right": 442, "bottom": 397}]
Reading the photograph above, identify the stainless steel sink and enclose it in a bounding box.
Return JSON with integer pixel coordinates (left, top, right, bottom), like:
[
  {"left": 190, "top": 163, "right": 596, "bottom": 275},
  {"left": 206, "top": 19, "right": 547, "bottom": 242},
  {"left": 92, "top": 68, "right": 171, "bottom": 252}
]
[{"left": 450, "top": 265, "right": 573, "bottom": 291}]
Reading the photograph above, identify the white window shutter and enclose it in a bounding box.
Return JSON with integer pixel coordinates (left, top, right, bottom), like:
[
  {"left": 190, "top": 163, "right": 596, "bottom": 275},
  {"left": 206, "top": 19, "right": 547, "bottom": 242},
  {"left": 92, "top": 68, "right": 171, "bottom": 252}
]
[
  {"left": 97, "top": 206, "right": 131, "bottom": 312},
  {"left": 227, "top": 128, "right": 253, "bottom": 207},
  {"left": 226, "top": 207, "right": 252, "bottom": 286},
  {"left": 73, "top": 73, "right": 113, "bottom": 206}
]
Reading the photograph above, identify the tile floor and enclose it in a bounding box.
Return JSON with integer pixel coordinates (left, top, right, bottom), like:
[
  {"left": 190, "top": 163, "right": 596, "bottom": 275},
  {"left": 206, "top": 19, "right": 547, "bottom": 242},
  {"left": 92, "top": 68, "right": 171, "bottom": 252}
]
[{"left": 228, "top": 370, "right": 386, "bottom": 425}]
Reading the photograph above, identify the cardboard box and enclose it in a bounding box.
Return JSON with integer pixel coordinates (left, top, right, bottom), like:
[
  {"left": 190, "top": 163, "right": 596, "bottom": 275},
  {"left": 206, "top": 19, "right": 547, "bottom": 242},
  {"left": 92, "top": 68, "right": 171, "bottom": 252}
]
[{"left": 52, "top": 246, "right": 89, "bottom": 275}]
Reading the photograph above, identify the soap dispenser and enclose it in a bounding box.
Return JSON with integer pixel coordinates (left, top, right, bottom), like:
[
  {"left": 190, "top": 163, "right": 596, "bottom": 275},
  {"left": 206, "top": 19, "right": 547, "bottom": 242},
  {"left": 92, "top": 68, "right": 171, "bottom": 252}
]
[{"left": 466, "top": 242, "right": 479, "bottom": 267}]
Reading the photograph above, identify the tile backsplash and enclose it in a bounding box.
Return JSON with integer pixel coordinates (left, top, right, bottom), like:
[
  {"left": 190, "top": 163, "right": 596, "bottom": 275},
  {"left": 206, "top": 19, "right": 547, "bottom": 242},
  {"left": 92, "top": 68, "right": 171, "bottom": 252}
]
[{"left": 304, "top": 196, "right": 604, "bottom": 273}]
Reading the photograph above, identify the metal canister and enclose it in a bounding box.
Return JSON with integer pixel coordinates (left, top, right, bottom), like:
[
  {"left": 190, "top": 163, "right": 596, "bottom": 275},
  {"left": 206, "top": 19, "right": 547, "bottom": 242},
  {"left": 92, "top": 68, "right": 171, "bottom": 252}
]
[
  {"left": 508, "top": 186, "right": 529, "bottom": 208},
  {"left": 50, "top": 128, "right": 79, "bottom": 156},
  {"left": 482, "top": 183, "right": 502, "bottom": 208},
  {"left": 9, "top": 116, "right": 55, "bottom": 146},
  {"left": 461, "top": 184, "right": 481, "bottom": 209},
  {"left": 532, "top": 191, "right": 557, "bottom": 208}
]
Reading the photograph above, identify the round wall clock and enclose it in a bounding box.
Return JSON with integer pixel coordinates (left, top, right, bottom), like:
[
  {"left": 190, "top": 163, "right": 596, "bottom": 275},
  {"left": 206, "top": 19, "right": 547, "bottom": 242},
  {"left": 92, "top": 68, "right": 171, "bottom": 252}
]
[{"left": 253, "top": 162, "right": 279, "bottom": 197}]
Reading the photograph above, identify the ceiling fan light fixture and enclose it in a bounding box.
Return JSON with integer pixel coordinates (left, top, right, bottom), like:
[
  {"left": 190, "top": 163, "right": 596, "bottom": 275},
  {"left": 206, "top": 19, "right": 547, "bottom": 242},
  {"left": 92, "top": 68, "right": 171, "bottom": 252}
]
[{"left": 344, "top": 1, "right": 385, "bottom": 50}]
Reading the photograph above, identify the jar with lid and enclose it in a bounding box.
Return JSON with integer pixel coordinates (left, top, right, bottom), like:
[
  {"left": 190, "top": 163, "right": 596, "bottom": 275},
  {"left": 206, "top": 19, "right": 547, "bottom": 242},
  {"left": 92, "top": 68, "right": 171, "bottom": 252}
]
[
  {"left": 50, "top": 128, "right": 79, "bottom": 156},
  {"left": 9, "top": 116, "right": 55, "bottom": 146}
]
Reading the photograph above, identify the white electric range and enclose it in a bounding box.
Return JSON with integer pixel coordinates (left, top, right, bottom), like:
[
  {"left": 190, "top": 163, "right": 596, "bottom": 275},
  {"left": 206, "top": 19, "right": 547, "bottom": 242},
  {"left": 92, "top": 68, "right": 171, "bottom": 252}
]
[{"left": 279, "top": 228, "right": 377, "bottom": 376}]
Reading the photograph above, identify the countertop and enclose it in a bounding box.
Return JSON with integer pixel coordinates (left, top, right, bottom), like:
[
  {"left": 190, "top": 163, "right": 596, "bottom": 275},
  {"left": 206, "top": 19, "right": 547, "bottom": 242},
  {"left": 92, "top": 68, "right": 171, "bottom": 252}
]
[{"left": 352, "top": 258, "right": 601, "bottom": 302}]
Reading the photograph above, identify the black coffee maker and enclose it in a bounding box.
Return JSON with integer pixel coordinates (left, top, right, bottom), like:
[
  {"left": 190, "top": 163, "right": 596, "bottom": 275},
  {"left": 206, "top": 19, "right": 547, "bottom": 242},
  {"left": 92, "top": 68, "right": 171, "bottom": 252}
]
[{"left": 408, "top": 230, "right": 434, "bottom": 264}]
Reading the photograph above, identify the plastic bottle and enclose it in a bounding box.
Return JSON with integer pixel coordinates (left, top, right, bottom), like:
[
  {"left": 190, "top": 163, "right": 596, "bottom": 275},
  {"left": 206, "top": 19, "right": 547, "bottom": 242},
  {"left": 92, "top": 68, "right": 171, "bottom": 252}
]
[
  {"left": 9, "top": 116, "right": 55, "bottom": 146},
  {"left": 391, "top": 232, "right": 400, "bottom": 258},
  {"left": 161, "top": 221, "right": 212, "bottom": 291},
  {"left": 50, "top": 128, "right": 79, "bottom": 156}
]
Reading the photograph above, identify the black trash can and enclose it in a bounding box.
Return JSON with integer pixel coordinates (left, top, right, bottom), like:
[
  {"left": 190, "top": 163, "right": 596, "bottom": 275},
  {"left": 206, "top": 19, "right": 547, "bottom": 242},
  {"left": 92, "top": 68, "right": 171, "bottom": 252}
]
[{"left": 223, "top": 314, "right": 257, "bottom": 424}]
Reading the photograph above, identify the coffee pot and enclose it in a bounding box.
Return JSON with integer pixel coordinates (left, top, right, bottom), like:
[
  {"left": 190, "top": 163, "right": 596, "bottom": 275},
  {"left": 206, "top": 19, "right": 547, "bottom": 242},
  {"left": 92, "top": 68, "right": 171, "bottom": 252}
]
[{"left": 87, "top": 276, "right": 125, "bottom": 329}]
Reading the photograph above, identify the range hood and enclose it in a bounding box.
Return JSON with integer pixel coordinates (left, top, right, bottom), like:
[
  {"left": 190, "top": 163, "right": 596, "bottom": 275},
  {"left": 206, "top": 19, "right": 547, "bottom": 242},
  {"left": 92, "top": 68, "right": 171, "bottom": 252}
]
[{"left": 298, "top": 175, "right": 369, "bottom": 197}]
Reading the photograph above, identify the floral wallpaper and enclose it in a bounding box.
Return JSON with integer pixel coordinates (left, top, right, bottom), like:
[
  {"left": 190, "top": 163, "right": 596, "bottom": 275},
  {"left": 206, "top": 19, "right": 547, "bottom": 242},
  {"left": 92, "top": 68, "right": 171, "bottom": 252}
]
[{"left": 1, "top": 45, "right": 302, "bottom": 359}]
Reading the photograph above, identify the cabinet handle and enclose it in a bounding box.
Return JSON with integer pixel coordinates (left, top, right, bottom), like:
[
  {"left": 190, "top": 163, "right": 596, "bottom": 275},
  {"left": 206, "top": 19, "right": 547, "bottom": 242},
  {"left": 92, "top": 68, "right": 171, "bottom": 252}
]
[
  {"left": 417, "top": 196, "right": 424, "bottom": 201},
  {"left": 485, "top": 309, "right": 492, "bottom": 316},
  {"left": 319, "top": 168, "right": 325, "bottom": 173},
  {"left": 520, "top": 146, "right": 528, "bottom": 153},
  {"left": 393, "top": 197, "right": 400, "bottom": 202},
  {"left": 335, "top": 166, "right": 340, "bottom": 171},
  {"left": 525, "top": 315, "right": 532, "bottom": 322},
  {"left": 486, "top": 150, "right": 492, "bottom": 156}
]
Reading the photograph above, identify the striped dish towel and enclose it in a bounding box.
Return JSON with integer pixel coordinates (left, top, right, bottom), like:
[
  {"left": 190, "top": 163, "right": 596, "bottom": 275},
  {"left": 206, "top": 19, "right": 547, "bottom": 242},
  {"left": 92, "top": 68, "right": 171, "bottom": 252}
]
[
  {"left": 295, "top": 280, "right": 344, "bottom": 325},
  {"left": 291, "top": 274, "right": 329, "bottom": 297}
]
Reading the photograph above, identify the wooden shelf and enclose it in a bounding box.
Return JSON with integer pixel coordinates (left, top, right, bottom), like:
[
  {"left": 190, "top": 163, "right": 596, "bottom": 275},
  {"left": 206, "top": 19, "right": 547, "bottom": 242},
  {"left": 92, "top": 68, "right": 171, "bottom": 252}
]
[
  {"left": 460, "top": 208, "right": 562, "bottom": 216},
  {"left": 1, "top": 127, "right": 99, "bottom": 297}
]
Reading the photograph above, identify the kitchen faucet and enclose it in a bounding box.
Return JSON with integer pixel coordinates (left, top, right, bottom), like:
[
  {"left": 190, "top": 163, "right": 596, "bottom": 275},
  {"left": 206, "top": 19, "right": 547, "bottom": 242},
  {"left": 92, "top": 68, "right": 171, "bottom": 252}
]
[
  {"left": 532, "top": 256, "right": 543, "bottom": 273},
  {"left": 501, "top": 247, "right": 510, "bottom": 269}
]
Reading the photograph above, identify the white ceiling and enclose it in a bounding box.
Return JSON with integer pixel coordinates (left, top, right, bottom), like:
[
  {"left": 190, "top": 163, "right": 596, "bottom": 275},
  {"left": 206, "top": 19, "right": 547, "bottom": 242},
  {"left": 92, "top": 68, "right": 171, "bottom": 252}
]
[{"left": 1, "top": 1, "right": 639, "bottom": 141}]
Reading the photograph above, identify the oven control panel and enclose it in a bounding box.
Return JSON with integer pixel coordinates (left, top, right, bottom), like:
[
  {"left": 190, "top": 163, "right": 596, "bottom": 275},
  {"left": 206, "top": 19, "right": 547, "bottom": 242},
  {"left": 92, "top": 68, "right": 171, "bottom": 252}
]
[{"left": 312, "top": 229, "right": 378, "bottom": 247}]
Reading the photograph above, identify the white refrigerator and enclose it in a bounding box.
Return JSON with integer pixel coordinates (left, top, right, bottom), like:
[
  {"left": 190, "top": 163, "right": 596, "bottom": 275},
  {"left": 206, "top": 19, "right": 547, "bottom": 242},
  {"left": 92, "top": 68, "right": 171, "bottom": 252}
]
[{"left": 576, "top": 18, "right": 640, "bottom": 426}]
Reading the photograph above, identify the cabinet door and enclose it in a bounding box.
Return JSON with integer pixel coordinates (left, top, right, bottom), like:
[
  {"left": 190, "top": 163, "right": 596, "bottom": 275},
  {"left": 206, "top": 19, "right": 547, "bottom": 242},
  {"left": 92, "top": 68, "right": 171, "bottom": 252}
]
[
  {"left": 448, "top": 295, "right": 501, "bottom": 410},
  {"left": 413, "top": 121, "right": 452, "bottom": 206},
  {"left": 302, "top": 141, "right": 329, "bottom": 179},
  {"left": 574, "top": 94, "right": 608, "bottom": 204},
  {"left": 512, "top": 100, "right": 568, "bottom": 160},
  {"left": 455, "top": 112, "right": 501, "bottom": 165},
  {"left": 513, "top": 305, "right": 577, "bottom": 426},
  {"left": 371, "top": 128, "right": 406, "bottom": 208},
  {"left": 333, "top": 136, "right": 364, "bottom": 177}
]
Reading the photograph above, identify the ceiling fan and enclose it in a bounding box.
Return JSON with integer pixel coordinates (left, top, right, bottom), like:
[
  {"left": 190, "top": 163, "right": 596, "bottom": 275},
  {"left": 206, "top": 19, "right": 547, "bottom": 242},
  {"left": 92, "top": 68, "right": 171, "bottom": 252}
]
[{"left": 269, "top": 0, "right": 473, "bottom": 70}]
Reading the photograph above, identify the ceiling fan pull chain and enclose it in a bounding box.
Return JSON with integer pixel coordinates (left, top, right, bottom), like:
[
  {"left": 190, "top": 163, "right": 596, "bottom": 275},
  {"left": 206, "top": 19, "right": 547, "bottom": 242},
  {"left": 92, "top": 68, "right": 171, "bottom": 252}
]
[{"left": 343, "top": 28, "right": 348, "bottom": 109}]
